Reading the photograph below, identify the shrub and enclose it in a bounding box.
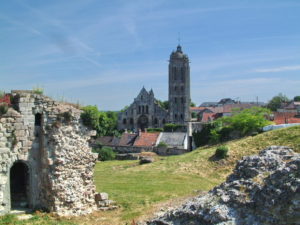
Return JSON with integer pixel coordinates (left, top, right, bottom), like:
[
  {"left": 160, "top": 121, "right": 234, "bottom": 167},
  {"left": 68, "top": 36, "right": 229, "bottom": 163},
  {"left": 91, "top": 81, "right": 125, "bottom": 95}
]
[
  {"left": 93, "top": 147, "right": 116, "bottom": 161},
  {"left": 147, "top": 128, "right": 163, "bottom": 133},
  {"left": 157, "top": 141, "right": 168, "bottom": 148},
  {"left": 215, "top": 145, "right": 229, "bottom": 159},
  {"left": 32, "top": 87, "right": 44, "bottom": 95},
  {"left": 163, "top": 123, "right": 184, "bottom": 132},
  {"left": 0, "top": 103, "right": 8, "bottom": 116}
]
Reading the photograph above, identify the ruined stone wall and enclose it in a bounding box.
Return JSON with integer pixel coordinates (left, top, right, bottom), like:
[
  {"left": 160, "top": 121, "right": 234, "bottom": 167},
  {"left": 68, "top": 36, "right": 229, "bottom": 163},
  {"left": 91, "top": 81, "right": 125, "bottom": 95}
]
[{"left": 0, "top": 91, "right": 98, "bottom": 216}]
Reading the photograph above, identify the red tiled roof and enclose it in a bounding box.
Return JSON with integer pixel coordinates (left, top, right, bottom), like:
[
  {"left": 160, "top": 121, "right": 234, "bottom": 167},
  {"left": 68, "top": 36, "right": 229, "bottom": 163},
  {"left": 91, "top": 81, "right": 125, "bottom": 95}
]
[
  {"left": 201, "top": 112, "right": 220, "bottom": 122},
  {"left": 190, "top": 107, "right": 206, "bottom": 112},
  {"left": 119, "top": 133, "right": 137, "bottom": 146},
  {"left": 273, "top": 112, "right": 300, "bottom": 125},
  {"left": 133, "top": 132, "right": 160, "bottom": 147},
  {"left": 0, "top": 94, "right": 11, "bottom": 105}
]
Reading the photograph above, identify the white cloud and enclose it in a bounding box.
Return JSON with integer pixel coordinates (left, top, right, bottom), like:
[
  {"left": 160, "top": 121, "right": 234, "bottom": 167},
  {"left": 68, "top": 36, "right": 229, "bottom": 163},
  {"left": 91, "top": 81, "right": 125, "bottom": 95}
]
[{"left": 254, "top": 65, "right": 300, "bottom": 73}]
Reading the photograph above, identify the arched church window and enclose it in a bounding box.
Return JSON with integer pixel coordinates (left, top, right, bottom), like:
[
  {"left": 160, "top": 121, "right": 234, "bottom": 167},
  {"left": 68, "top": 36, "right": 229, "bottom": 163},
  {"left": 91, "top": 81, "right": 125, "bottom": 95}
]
[
  {"left": 174, "top": 86, "right": 177, "bottom": 91},
  {"left": 174, "top": 114, "right": 177, "bottom": 120},
  {"left": 142, "top": 105, "right": 145, "bottom": 113},
  {"left": 141, "top": 95, "right": 143, "bottom": 100},
  {"left": 174, "top": 97, "right": 177, "bottom": 103},
  {"left": 180, "top": 114, "right": 183, "bottom": 120},
  {"left": 130, "top": 118, "right": 133, "bottom": 125},
  {"left": 154, "top": 118, "right": 158, "bottom": 125},
  {"left": 138, "top": 106, "right": 141, "bottom": 114},
  {"left": 162, "top": 119, "right": 166, "bottom": 124},
  {"left": 181, "top": 97, "right": 184, "bottom": 103},
  {"left": 146, "top": 105, "right": 149, "bottom": 114},
  {"left": 181, "top": 86, "right": 184, "bottom": 92},
  {"left": 123, "top": 118, "right": 127, "bottom": 124}
]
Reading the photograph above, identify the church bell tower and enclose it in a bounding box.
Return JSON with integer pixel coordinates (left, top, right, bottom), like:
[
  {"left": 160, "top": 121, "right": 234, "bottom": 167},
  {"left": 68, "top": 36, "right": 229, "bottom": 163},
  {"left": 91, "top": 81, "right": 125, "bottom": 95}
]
[{"left": 168, "top": 45, "right": 191, "bottom": 124}]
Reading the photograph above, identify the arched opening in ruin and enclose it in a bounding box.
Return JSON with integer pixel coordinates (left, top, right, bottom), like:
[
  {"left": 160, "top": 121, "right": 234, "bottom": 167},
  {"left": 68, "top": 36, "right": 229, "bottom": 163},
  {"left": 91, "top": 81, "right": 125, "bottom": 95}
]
[
  {"left": 35, "top": 113, "right": 42, "bottom": 126},
  {"left": 10, "top": 161, "right": 29, "bottom": 209}
]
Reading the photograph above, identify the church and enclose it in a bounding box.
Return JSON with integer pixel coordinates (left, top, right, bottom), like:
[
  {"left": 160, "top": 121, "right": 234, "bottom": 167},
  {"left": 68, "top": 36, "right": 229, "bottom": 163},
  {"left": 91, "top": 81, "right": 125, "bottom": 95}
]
[{"left": 118, "top": 45, "right": 191, "bottom": 131}]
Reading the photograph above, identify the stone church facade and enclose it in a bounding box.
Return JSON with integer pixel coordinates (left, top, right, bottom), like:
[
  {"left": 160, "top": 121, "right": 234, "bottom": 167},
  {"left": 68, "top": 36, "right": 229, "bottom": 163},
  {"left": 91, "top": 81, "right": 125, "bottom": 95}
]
[
  {"left": 118, "top": 45, "right": 191, "bottom": 131},
  {"left": 118, "top": 88, "right": 168, "bottom": 131}
]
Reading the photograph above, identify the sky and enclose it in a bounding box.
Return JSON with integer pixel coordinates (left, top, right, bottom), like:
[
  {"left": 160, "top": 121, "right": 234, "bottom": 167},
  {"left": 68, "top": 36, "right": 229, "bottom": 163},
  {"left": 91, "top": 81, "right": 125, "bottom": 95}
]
[{"left": 1, "top": 0, "right": 300, "bottom": 110}]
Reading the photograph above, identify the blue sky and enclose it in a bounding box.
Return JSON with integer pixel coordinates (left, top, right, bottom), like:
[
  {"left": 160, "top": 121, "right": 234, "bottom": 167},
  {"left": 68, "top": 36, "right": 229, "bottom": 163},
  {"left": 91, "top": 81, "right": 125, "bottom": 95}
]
[{"left": 1, "top": 0, "right": 300, "bottom": 110}]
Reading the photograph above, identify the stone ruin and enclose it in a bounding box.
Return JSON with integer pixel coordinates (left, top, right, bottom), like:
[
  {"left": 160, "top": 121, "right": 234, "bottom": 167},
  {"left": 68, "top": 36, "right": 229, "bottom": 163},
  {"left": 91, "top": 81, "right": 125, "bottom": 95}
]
[
  {"left": 147, "top": 146, "right": 300, "bottom": 225},
  {"left": 0, "top": 90, "right": 100, "bottom": 216}
]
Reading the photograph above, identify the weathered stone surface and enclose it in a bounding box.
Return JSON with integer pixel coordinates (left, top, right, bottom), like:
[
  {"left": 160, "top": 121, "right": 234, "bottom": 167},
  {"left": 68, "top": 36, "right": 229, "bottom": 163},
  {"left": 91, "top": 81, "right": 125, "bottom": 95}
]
[
  {"left": 140, "top": 156, "right": 155, "bottom": 164},
  {"left": 146, "top": 146, "right": 300, "bottom": 225},
  {"left": 0, "top": 91, "right": 99, "bottom": 216}
]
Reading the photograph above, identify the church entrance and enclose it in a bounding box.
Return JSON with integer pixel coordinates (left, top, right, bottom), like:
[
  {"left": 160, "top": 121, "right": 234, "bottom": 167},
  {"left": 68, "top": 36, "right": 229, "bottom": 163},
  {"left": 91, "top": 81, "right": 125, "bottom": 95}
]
[
  {"left": 138, "top": 115, "right": 148, "bottom": 131},
  {"left": 10, "top": 161, "right": 29, "bottom": 209}
]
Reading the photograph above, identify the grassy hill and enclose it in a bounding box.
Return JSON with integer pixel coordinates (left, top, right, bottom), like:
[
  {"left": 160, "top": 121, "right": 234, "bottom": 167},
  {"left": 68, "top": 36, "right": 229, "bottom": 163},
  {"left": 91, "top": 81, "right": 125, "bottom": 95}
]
[{"left": 1, "top": 125, "right": 300, "bottom": 225}]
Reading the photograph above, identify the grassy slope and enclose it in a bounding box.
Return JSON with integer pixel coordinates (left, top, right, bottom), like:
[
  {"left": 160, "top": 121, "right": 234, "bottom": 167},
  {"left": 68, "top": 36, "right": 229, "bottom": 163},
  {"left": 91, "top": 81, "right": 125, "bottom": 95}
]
[
  {"left": 1, "top": 126, "right": 300, "bottom": 225},
  {"left": 93, "top": 125, "right": 300, "bottom": 224}
]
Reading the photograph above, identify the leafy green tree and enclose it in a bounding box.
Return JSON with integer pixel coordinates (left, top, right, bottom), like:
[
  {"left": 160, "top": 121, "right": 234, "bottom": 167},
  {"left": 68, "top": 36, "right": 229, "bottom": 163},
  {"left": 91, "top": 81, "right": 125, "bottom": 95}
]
[
  {"left": 93, "top": 146, "right": 116, "bottom": 161},
  {"left": 81, "top": 106, "right": 120, "bottom": 137},
  {"left": 294, "top": 96, "right": 300, "bottom": 101},
  {"left": 212, "top": 107, "right": 273, "bottom": 140},
  {"left": 267, "top": 93, "right": 290, "bottom": 111}
]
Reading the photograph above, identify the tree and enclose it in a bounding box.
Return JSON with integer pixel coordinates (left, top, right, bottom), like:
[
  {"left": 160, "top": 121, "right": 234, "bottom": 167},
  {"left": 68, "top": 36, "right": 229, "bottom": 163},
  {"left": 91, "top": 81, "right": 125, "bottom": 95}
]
[
  {"left": 294, "top": 96, "right": 300, "bottom": 101},
  {"left": 211, "top": 107, "right": 273, "bottom": 142},
  {"left": 81, "top": 106, "right": 120, "bottom": 137},
  {"left": 267, "top": 93, "right": 290, "bottom": 111},
  {"left": 190, "top": 102, "right": 196, "bottom": 107}
]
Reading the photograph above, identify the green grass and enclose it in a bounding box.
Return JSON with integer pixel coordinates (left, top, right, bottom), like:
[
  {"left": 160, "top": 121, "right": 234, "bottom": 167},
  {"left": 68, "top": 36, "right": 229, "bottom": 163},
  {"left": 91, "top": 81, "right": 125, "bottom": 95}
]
[
  {"left": 1, "top": 125, "right": 300, "bottom": 225},
  {"left": 0, "top": 213, "right": 75, "bottom": 225},
  {"left": 94, "top": 125, "right": 300, "bottom": 223}
]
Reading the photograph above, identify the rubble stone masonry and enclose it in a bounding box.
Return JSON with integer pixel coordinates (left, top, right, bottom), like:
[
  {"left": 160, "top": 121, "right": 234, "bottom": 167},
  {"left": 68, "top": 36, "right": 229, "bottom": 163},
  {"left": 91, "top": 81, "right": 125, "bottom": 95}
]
[{"left": 0, "top": 91, "right": 98, "bottom": 216}]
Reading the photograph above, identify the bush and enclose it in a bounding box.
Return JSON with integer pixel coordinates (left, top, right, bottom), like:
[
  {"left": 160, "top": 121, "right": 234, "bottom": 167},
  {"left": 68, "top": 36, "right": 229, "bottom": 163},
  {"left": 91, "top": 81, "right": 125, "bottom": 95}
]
[
  {"left": 93, "top": 147, "right": 116, "bottom": 161},
  {"left": 157, "top": 141, "right": 168, "bottom": 148},
  {"left": 0, "top": 103, "right": 8, "bottom": 116},
  {"left": 215, "top": 145, "right": 229, "bottom": 159},
  {"left": 163, "top": 123, "right": 184, "bottom": 132},
  {"left": 32, "top": 87, "right": 44, "bottom": 95},
  {"left": 147, "top": 128, "right": 163, "bottom": 133}
]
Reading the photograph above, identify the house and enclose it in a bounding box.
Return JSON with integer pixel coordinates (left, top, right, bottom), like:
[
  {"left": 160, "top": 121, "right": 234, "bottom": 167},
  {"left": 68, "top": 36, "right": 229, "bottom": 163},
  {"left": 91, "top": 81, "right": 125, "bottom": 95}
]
[{"left": 156, "top": 132, "right": 188, "bottom": 149}]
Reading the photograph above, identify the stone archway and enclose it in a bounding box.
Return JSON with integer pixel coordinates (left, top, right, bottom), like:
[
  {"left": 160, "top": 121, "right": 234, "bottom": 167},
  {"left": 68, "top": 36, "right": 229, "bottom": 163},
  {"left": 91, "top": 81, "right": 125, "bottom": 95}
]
[
  {"left": 10, "top": 161, "right": 30, "bottom": 209},
  {"left": 138, "top": 115, "right": 149, "bottom": 131}
]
